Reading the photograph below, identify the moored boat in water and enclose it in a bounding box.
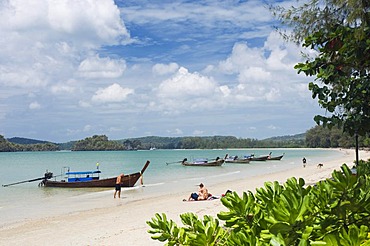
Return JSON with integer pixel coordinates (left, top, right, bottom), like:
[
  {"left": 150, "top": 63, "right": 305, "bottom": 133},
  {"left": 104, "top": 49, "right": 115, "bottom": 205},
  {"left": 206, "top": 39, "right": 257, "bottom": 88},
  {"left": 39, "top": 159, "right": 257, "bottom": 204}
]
[
  {"left": 247, "top": 154, "right": 269, "bottom": 161},
  {"left": 181, "top": 157, "right": 225, "bottom": 167},
  {"left": 267, "top": 152, "right": 285, "bottom": 160},
  {"left": 224, "top": 154, "right": 251, "bottom": 164},
  {"left": 40, "top": 160, "right": 150, "bottom": 188},
  {"left": 251, "top": 156, "right": 269, "bottom": 161}
]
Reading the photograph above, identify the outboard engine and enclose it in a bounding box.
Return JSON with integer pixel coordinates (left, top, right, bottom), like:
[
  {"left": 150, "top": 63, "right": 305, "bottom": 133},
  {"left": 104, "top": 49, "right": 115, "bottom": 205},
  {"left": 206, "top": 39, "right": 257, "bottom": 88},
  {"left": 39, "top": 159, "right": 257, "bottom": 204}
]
[
  {"left": 39, "top": 171, "right": 53, "bottom": 187},
  {"left": 44, "top": 172, "right": 53, "bottom": 179}
]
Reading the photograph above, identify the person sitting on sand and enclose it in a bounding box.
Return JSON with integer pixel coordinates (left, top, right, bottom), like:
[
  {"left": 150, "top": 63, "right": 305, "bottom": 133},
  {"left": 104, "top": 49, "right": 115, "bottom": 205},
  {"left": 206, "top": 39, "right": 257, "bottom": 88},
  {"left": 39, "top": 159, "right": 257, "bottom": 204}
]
[
  {"left": 188, "top": 183, "right": 209, "bottom": 201},
  {"left": 198, "top": 183, "right": 209, "bottom": 200},
  {"left": 114, "top": 173, "right": 124, "bottom": 199}
]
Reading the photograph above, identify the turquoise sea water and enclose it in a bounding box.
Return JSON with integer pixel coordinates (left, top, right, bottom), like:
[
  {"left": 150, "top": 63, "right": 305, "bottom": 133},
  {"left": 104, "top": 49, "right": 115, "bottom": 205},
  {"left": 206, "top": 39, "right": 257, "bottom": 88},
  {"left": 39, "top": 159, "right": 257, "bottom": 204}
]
[{"left": 0, "top": 148, "right": 343, "bottom": 226}]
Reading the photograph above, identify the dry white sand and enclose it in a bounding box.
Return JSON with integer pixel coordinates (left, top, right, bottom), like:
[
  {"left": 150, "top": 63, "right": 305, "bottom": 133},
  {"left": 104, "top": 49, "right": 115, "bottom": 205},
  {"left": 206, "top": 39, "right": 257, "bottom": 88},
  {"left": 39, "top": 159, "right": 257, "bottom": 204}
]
[{"left": 1, "top": 149, "right": 369, "bottom": 246}]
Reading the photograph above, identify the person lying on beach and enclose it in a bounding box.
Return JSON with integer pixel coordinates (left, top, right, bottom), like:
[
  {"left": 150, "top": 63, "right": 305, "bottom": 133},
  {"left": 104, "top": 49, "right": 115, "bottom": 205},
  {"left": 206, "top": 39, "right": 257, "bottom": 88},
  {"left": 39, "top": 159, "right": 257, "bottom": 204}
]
[{"left": 188, "top": 183, "right": 209, "bottom": 201}]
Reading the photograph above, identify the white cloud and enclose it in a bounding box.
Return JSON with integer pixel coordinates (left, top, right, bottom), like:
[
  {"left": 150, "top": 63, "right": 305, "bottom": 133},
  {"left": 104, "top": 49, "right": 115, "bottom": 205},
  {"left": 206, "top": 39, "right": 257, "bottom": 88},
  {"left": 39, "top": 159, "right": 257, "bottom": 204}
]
[
  {"left": 108, "top": 126, "right": 122, "bottom": 133},
  {"left": 238, "top": 66, "right": 271, "bottom": 83},
  {"left": 154, "top": 67, "right": 226, "bottom": 113},
  {"left": 120, "top": 1, "right": 272, "bottom": 29},
  {"left": 216, "top": 32, "right": 312, "bottom": 103},
  {"left": 79, "top": 100, "right": 91, "bottom": 108},
  {"left": 29, "top": 101, "right": 41, "bottom": 109},
  {"left": 0, "top": 66, "right": 48, "bottom": 88},
  {"left": 265, "top": 88, "right": 281, "bottom": 102},
  {"left": 158, "top": 67, "right": 217, "bottom": 98},
  {"left": 83, "top": 125, "right": 92, "bottom": 132},
  {"left": 193, "top": 130, "right": 204, "bottom": 135},
  {"left": 202, "top": 65, "right": 215, "bottom": 74},
  {"left": 78, "top": 55, "right": 126, "bottom": 79},
  {"left": 219, "top": 85, "right": 231, "bottom": 97},
  {"left": 152, "top": 63, "right": 179, "bottom": 75},
  {"left": 0, "top": 0, "right": 130, "bottom": 89},
  {"left": 267, "top": 125, "right": 278, "bottom": 130},
  {"left": 0, "top": 0, "right": 129, "bottom": 44},
  {"left": 0, "top": 0, "right": 322, "bottom": 142},
  {"left": 92, "top": 83, "right": 134, "bottom": 103},
  {"left": 50, "top": 84, "right": 75, "bottom": 94},
  {"left": 167, "top": 128, "right": 183, "bottom": 135}
]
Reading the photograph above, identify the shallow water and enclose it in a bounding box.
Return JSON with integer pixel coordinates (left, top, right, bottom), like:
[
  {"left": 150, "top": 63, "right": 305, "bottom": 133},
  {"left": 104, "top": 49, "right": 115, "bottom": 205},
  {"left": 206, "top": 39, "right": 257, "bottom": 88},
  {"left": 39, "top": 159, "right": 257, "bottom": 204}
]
[{"left": 0, "top": 148, "right": 342, "bottom": 226}]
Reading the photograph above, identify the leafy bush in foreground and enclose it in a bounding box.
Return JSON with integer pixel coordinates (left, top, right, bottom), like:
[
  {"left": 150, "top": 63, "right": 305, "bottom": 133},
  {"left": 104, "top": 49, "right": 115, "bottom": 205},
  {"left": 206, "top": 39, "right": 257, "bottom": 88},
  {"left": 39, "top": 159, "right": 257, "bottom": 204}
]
[{"left": 147, "top": 161, "right": 370, "bottom": 245}]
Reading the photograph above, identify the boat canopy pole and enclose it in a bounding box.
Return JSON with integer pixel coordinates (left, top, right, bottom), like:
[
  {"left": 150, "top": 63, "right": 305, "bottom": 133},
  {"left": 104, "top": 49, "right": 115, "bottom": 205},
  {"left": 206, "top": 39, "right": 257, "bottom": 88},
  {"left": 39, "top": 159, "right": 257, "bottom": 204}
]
[{"left": 2, "top": 172, "right": 53, "bottom": 187}]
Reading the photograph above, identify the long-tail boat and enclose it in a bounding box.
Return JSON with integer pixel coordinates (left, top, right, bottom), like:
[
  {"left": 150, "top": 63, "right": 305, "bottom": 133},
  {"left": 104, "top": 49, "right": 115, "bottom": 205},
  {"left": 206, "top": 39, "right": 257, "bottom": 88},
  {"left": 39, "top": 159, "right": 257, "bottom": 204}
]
[
  {"left": 248, "top": 154, "right": 269, "bottom": 161},
  {"left": 39, "top": 160, "right": 150, "bottom": 188},
  {"left": 267, "top": 153, "right": 285, "bottom": 160},
  {"left": 181, "top": 157, "right": 224, "bottom": 167},
  {"left": 224, "top": 154, "right": 251, "bottom": 164}
]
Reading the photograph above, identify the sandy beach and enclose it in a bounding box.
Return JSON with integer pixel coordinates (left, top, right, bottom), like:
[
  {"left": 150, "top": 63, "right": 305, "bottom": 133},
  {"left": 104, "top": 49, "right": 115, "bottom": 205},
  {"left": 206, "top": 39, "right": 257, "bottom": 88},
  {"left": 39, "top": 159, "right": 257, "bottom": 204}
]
[{"left": 1, "top": 148, "right": 369, "bottom": 246}]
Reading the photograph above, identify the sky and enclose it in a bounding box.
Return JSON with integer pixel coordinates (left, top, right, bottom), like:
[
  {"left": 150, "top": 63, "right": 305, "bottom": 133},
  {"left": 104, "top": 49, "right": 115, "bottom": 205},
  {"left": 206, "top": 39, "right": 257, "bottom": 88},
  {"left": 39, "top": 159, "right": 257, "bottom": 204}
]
[{"left": 0, "top": 0, "right": 325, "bottom": 143}]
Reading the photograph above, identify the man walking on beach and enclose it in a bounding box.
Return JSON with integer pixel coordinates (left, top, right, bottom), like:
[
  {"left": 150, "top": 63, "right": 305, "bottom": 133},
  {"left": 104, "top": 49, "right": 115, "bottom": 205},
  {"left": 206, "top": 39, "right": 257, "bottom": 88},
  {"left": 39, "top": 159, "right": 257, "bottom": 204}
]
[
  {"left": 114, "top": 173, "right": 124, "bottom": 198},
  {"left": 302, "top": 157, "right": 307, "bottom": 168}
]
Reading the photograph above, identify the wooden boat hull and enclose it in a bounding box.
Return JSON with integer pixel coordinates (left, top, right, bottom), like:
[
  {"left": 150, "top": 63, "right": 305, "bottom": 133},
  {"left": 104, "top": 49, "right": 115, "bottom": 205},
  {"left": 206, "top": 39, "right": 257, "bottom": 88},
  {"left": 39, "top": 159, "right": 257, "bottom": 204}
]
[
  {"left": 225, "top": 159, "right": 250, "bottom": 164},
  {"left": 250, "top": 155, "right": 269, "bottom": 161},
  {"left": 42, "top": 161, "right": 150, "bottom": 188},
  {"left": 224, "top": 154, "right": 250, "bottom": 164},
  {"left": 182, "top": 159, "right": 224, "bottom": 167},
  {"left": 268, "top": 155, "right": 284, "bottom": 161}
]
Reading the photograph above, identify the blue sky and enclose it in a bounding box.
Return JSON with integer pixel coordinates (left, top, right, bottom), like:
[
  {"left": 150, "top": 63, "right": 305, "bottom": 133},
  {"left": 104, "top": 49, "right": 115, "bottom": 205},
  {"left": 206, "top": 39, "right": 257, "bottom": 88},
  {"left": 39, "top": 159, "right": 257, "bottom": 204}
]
[{"left": 0, "top": 0, "right": 323, "bottom": 143}]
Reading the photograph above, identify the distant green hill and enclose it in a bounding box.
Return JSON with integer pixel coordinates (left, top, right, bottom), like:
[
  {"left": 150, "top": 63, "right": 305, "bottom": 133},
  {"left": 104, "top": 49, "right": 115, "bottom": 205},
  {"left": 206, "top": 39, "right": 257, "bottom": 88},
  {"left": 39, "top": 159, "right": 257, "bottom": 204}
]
[
  {"left": 262, "top": 133, "right": 306, "bottom": 141},
  {"left": 3, "top": 126, "right": 367, "bottom": 151},
  {"left": 7, "top": 137, "right": 51, "bottom": 145},
  {"left": 57, "top": 141, "right": 75, "bottom": 150},
  {"left": 6, "top": 133, "right": 307, "bottom": 151},
  {"left": 118, "top": 136, "right": 183, "bottom": 149},
  {"left": 118, "top": 134, "right": 307, "bottom": 149}
]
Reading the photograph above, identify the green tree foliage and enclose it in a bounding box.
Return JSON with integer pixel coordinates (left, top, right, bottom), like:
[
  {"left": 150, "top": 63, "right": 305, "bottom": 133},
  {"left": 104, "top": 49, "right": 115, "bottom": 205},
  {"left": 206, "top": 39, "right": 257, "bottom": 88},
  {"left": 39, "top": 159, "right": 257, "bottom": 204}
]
[
  {"left": 0, "top": 135, "right": 59, "bottom": 152},
  {"left": 0, "top": 135, "right": 16, "bottom": 152},
  {"left": 2, "top": 131, "right": 368, "bottom": 152},
  {"left": 305, "top": 125, "right": 355, "bottom": 148},
  {"left": 7, "top": 137, "right": 50, "bottom": 145},
  {"left": 72, "top": 135, "right": 125, "bottom": 151},
  {"left": 272, "top": 0, "right": 370, "bottom": 137},
  {"left": 123, "top": 139, "right": 142, "bottom": 150},
  {"left": 147, "top": 161, "right": 370, "bottom": 245},
  {"left": 132, "top": 136, "right": 304, "bottom": 149},
  {"left": 305, "top": 123, "right": 370, "bottom": 148},
  {"left": 2, "top": 129, "right": 370, "bottom": 152},
  {"left": 21, "top": 143, "right": 59, "bottom": 151}
]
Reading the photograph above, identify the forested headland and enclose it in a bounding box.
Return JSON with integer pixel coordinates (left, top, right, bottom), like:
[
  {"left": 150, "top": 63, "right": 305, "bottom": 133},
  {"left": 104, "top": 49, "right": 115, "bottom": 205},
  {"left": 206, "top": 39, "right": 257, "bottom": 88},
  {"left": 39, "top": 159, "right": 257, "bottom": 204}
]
[{"left": 0, "top": 125, "right": 368, "bottom": 152}]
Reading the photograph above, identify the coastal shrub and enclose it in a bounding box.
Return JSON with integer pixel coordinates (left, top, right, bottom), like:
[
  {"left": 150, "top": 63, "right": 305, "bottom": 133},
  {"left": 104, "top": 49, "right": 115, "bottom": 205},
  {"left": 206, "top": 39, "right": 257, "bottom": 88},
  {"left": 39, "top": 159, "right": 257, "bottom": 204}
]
[{"left": 147, "top": 161, "right": 370, "bottom": 245}]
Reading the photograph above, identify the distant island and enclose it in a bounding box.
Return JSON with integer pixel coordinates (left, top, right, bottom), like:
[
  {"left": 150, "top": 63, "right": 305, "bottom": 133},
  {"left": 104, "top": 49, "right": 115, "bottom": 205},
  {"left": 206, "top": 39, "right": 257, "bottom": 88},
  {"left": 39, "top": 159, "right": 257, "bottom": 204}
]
[{"left": 0, "top": 125, "right": 362, "bottom": 152}]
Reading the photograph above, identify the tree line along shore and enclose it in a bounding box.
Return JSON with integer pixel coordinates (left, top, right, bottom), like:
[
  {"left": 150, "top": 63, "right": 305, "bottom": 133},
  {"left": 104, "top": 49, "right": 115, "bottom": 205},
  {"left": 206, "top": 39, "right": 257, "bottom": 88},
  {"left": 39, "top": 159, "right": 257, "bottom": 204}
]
[{"left": 0, "top": 125, "right": 369, "bottom": 152}]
